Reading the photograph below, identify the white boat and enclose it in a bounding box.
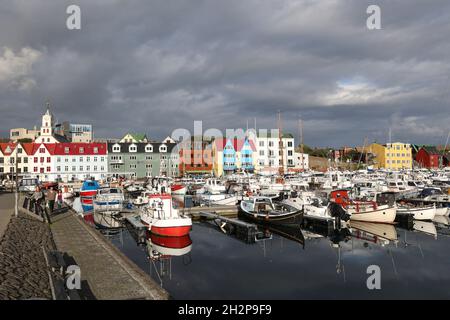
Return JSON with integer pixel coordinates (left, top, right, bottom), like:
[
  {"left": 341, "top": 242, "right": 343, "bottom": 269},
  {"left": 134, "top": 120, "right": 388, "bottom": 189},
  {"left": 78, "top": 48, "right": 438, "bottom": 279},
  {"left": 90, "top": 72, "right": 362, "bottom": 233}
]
[
  {"left": 347, "top": 204, "right": 397, "bottom": 223},
  {"left": 330, "top": 189, "right": 396, "bottom": 223},
  {"left": 397, "top": 204, "right": 436, "bottom": 221},
  {"left": 203, "top": 194, "right": 239, "bottom": 206},
  {"left": 203, "top": 179, "right": 226, "bottom": 194},
  {"left": 93, "top": 187, "right": 125, "bottom": 211}
]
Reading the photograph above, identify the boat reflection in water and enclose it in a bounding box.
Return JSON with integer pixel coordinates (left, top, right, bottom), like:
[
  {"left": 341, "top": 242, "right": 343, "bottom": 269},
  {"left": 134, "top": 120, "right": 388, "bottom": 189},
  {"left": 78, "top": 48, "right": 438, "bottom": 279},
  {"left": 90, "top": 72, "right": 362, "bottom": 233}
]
[
  {"left": 348, "top": 221, "right": 398, "bottom": 246},
  {"left": 147, "top": 233, "right": 193, "bottom": 286},
  {"left": 413, "top": 221, "right": 437, "bottom": 238}
]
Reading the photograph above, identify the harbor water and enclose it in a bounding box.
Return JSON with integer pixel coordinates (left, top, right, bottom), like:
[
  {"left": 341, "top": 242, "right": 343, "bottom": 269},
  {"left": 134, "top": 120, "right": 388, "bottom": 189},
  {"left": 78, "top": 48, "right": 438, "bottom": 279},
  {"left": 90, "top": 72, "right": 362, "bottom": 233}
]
[{"left": 70, "top": 197, "right": 450, "bottom": 299}]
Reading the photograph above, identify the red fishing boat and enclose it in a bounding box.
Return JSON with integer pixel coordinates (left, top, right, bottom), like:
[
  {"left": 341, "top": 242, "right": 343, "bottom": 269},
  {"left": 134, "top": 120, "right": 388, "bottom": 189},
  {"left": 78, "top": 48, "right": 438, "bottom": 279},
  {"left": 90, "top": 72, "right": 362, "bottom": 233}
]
[{"left": 140, "top": 194, "right": 192, "bottom": 237}]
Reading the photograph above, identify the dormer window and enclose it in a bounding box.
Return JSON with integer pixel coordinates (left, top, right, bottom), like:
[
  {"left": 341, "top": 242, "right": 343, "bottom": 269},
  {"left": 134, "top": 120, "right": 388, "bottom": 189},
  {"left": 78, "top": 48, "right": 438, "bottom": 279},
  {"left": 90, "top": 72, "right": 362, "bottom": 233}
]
[
  {"left": 79, "top": 147, "right": 84, "bottom": 153},
  {"left": 64, "top": 147, "right": 70, "bottom": 154},
  {"left": 145, "top": 144, "right": 153, "bottom": 153},
  {"left": 159, "top": 145, "right": 167, "bottom": 153},
  {"left": 129, "top": 144, "right": 137, "bottom": 153},
  {"left": 112, "top": 145, "right": 121, "bottom": 153},
  {"left": 93, "top": 147, "right": 98, "bottom": 154}
]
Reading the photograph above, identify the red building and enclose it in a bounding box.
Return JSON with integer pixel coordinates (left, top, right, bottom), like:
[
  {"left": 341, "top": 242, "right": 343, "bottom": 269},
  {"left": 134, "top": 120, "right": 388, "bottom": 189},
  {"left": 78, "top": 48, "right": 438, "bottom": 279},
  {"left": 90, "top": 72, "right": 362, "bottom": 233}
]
[
  {"left": 415, "top": 147, "right": 442, "bottom": 168},
  {"left": 179, "top": 137, "right": 213, "bottom": 176}
]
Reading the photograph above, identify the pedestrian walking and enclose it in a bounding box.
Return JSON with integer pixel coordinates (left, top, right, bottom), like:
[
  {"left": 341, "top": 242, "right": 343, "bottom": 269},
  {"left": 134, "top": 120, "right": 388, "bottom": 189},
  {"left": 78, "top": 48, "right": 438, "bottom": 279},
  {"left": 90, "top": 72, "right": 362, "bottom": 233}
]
[
  {"left": 57, "top": 189, "right": 63, "bottom": 209},
  {"left": 47, "top": 187, "right": 57, "bottom": 213}
]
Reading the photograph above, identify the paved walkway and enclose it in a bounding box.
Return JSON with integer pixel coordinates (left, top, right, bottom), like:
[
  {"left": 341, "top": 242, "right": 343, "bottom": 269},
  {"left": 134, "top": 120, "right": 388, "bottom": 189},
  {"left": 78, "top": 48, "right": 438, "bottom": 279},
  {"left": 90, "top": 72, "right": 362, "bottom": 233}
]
[
  {"left": 51, "top": 211, "right": 169, "bottom": 300},
  {"left": 0, "top": 193, "right": 14, "bottom": 240}
]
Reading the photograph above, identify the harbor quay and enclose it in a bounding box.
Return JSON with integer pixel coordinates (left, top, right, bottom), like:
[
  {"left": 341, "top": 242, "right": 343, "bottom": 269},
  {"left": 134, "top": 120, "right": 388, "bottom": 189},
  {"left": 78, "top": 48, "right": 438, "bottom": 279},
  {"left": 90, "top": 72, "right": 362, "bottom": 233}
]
[{"left": 0, "top": 191, "right": 168, "bottom": 300}]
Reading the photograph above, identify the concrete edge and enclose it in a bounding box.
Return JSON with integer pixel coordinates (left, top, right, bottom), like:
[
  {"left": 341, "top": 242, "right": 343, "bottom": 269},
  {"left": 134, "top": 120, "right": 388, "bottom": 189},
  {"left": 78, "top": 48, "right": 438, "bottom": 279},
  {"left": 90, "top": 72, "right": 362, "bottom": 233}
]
[{"left": 65, "top": 209, "right": 170, "bottom": 300}]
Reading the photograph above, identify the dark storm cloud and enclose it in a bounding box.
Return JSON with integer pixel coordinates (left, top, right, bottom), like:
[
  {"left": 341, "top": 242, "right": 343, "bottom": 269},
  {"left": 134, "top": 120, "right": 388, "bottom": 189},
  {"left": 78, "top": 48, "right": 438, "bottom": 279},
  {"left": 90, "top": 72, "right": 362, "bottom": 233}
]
[{"left": 0, "top": 0, "right": 449, "bottom": 146}]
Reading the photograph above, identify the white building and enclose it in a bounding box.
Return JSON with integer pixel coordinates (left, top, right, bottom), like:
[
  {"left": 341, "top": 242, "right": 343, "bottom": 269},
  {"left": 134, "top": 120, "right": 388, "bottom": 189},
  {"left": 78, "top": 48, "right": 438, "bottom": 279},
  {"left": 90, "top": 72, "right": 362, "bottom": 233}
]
[
  {"left": 53, "top": 143, "right": 108, "bottom": 182},
  {"left": 250, "top": 131, "right": 295, "bottom": 174},
  {"left": 294, "top": 152, "right": 309, "bottom": 171}
]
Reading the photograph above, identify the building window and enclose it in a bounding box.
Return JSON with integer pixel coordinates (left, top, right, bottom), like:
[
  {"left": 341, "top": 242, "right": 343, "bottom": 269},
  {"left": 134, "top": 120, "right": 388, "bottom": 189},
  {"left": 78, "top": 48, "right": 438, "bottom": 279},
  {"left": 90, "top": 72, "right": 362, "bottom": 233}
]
[
  {"left": 40, "top": 148, "right": 45, "bottom": 153},
  {"left": 47, "top": 157, "right": 51, "bottom": 163},
  {"left": 80, "top": 166, "right": 83, "bottom": 171},
  {"left": 159, "top": 145, "right": 167, "bottom": 153},
  {"left": 57, "top": 166, "right": 61, "bottom": 171}
]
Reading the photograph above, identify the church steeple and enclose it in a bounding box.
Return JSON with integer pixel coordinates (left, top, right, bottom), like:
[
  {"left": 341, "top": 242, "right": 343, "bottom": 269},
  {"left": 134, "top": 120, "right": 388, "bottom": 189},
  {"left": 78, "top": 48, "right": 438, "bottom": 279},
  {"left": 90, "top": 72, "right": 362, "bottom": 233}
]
[{"left": 41, "top": 100, "right": 54, "bottom": 137}]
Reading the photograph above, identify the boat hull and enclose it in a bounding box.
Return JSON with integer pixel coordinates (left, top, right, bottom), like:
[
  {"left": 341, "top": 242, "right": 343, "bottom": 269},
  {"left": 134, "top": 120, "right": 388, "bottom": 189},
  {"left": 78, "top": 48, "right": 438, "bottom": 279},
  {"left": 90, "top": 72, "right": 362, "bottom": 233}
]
[
  {"left": 398, "top": 206, "right": 436, "bottom": 221},
  {"left": 349, "top": 206, "right": 396, "bottom": 224},
  {"left": 171, "top": 184, "right": 187, "bottom": 195},
  {"left": 141, "top": 217, "right": 192, "bottom": 237},
  {"left": 238, "top": 208, "right": 303, "bottom": 225}
]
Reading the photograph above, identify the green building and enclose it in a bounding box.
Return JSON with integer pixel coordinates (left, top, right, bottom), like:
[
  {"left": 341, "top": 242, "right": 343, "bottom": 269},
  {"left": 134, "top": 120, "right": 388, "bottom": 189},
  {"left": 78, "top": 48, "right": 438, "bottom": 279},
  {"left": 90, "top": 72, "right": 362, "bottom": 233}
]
[{"left": 107, "top": 142, "right": 179, "bottom": 179}]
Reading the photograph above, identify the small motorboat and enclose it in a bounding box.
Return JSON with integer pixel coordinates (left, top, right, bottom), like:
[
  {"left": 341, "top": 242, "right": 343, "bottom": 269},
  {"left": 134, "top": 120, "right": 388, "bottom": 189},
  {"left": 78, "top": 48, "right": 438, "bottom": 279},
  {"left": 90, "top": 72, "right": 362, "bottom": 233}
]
[
  {"left": 140, "top": 194, "right": 192, "bottom": 237},
  {"left": 93, "top": 187, "right": 125, "bottom": 212},
  {"left": 330, "top": 189, "right": 396, "bottom": 224},
  {"left": 397, "top": 204, "right": 436, "bottom": 221},
  {"left": 239, "top": 196, "right": 303, "bottom": 225}
]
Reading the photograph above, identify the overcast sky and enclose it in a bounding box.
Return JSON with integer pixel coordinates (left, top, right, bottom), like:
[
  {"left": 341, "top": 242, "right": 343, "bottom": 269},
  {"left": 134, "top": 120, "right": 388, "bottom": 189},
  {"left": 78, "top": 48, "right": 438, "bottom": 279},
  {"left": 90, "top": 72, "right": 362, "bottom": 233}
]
[{"left": 1, "top": 0, "right": 449, "bottom": 147}]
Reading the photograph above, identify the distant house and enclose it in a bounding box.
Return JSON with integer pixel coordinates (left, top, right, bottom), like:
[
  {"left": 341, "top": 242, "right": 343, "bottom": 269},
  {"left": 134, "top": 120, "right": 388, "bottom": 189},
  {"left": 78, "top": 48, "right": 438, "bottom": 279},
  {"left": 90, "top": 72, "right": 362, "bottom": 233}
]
[
  {"left": 415, "top": 146, "right": 443, "bottom": 168},
  {"left": 119, "top": 133, "right": 148, "bottom": 143}
]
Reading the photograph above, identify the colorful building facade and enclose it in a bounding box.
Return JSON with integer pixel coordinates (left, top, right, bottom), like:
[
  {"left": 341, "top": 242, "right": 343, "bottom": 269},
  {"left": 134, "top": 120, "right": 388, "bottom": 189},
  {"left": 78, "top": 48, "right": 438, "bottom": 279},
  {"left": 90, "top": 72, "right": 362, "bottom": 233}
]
[
  {"left": 368, "top": 142, "right": 413, "bottom": 170},
  {"left": 212, "top": 138, "right": 257, "bottom": 177}
]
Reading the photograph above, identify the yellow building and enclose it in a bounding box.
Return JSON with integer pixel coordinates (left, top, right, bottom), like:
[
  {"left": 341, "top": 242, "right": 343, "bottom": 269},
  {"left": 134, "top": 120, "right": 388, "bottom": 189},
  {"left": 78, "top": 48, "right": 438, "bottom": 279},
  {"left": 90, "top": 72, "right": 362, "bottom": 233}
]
[{"left": 368, "top": 142, "right": 412, "bottom": 170}]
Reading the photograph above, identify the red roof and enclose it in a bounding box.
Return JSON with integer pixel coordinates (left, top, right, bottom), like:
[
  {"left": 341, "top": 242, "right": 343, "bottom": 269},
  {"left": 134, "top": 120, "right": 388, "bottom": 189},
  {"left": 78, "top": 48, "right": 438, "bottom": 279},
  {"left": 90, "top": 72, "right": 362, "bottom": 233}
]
[
  {"left": 20, "top": 143, "right": 35, "bottom": 155},
  {"left": 214, "top": 138, "right": 256, "bottom": 152},
  {"left": 53, "top": 143, "right": 107, "bottom": 156},
  {"left": 0, "top": 142, "right": 16, "bottom": 156}
]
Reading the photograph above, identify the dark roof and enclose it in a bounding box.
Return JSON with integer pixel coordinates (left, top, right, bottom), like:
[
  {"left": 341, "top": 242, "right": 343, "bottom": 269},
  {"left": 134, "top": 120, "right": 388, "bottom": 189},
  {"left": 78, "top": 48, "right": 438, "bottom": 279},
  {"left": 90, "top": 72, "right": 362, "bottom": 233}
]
[
  {"left": 54, "top": 134, "right": 70, "bottom": 143},
  {"left": 107, "top": 142, "right": 177, "bottom": 153},
  {"left": 421, "top": 146, "right": 440, "bottom": 155}
]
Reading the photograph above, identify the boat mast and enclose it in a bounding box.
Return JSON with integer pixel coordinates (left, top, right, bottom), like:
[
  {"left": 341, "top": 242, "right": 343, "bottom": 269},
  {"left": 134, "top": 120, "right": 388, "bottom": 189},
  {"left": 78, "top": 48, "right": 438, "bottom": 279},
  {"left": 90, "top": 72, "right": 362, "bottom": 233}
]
[{"left": 278, "top": 111, "right": 284, "bottom": 176}]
